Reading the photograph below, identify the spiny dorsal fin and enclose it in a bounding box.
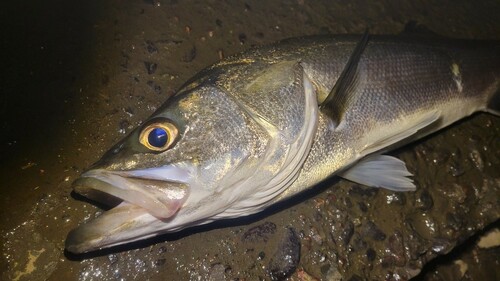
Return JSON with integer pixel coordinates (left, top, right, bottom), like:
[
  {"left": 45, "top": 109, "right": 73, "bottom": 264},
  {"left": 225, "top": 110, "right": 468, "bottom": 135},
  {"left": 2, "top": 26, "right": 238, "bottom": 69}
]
[{"left": 320, "top": 30, "right": 369, "bottom": 126}]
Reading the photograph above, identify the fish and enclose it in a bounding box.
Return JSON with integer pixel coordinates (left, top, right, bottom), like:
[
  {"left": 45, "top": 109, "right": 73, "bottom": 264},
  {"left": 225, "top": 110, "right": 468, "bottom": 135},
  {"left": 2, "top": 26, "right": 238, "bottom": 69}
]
[{"left": 65, "top": 30, "right": 500, "bottom": 254}]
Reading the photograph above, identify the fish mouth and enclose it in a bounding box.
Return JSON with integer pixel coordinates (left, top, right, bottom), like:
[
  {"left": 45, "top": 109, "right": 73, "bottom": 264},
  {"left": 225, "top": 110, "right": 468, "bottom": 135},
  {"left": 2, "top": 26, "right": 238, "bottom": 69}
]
[{"left": 66, "top": 168, "right": 190, "bottom": 253}]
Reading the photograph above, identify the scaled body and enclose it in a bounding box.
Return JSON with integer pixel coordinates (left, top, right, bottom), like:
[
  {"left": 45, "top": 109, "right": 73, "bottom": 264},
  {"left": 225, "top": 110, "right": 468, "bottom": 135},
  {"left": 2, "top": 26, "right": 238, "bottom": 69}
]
[{"left": 66, "top": 34, "right": 500, "bottom": 253}]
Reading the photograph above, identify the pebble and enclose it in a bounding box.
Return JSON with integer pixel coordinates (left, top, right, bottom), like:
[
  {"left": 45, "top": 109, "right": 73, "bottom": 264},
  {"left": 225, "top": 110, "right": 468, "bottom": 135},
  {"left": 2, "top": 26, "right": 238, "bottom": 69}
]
[
  {"left": 362, "top": 221, "right": 386, "bottom": 241},
  {"left": 242, "top": 221, "right": 277, "bottom": 242},
  {"left": 144, "top": 61, "right": 157, "bottom": 74},
  {"left": 268, "top": 227, "right": 301, "bottom": 280},
  {"left": 208, "top": 263, "right": 226, "bottom": 281}
]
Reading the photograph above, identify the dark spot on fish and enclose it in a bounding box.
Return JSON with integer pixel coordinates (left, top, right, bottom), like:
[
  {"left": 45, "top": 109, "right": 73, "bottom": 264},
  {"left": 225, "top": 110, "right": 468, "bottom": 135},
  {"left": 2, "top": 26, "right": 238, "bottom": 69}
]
[
  {"left": 267, "top": 228, "right": 300, "bottom": 281},
  {"left": 145, "top": 40, "right": 158, "bottom": 54},
  {"left": 242, "top": 221, "right": 277, "bottom": 242},
  {"left": 144, "top": 62, "right": 157, "bottom": 74},
  {"left": 183, "top": 45, "right": 196, "bottom": 62}
]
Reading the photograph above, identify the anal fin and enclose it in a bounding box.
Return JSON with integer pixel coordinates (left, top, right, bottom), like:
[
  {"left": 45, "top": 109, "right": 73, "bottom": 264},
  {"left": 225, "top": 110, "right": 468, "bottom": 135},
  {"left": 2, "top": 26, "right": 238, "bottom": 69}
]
[{"left": 340, "top": 155, "right": 416, "bottom": 191}]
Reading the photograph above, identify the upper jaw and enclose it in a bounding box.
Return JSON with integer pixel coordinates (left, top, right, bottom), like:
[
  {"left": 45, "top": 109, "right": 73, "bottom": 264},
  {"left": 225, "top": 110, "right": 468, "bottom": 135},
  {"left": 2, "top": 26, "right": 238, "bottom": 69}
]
[{"left": 74, "top": 167, "right": 191, "bottom": 219}]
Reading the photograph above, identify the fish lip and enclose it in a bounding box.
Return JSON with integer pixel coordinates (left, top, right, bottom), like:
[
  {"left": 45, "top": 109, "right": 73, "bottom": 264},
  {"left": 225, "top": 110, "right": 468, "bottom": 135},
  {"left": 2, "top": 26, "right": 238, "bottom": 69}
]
[
  {"left": 73, "top": 168, "right": 190, "bottom": 219},
  {"left": 65, "top": 202, "right": 157, "bottom": 254}
]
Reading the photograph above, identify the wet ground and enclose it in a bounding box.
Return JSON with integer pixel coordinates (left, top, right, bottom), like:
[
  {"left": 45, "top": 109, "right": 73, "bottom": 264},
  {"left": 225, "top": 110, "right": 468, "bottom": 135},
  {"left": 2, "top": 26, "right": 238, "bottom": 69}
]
[{"left": 1, "top": 0, "right": 499, "bottom": 280}]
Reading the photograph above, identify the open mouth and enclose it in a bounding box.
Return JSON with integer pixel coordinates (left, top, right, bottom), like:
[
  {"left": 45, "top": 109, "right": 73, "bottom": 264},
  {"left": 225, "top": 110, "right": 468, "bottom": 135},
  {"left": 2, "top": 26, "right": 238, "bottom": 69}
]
[
  {"left": 73, "top": 169, "right": 189, "bottom": 219},
  {"left": 66, "top": 168, "right": 190, "bottom": 253}
]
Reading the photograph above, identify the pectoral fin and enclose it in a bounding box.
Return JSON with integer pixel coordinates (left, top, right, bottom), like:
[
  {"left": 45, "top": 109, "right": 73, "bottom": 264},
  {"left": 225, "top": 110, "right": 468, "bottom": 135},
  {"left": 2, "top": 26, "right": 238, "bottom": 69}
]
[
  {"left": 320, "top": 30, "right": 369, "bottom": 126},
  {"left": 340, "top": 155, "right": 415, "bottom": 191}
]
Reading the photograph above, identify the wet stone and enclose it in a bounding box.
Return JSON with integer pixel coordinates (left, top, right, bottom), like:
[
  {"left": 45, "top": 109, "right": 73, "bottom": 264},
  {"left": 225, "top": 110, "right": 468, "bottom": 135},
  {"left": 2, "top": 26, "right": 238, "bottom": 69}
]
[
  {"left": 350, "top": 233, "right": 368, "bottom": 251},
  {"left": 448, "top": 160, "right": 465, "bottom": 177},
  {"left": 238, "top": 33, "right": 247, "bottom": 44},
  {"left": 145, "top": 40, "right": 158, "bottom": 54},
  {"left": 340, "top": 221, "right": 355, "bottom": 245},
  {"left": 385, "top": 231, "right": 406, "bottom": 267},
  {"left": 443, "top": 183, "right": 468, "bottom": 203},
  {"left": 347, "top": 274, "right": 363, "bottom": 281},
  {"left": 153, "top": 258, "right": 166, "bottom": 267},
  {"left": 415, "top": 190, "right": 434, "bottom": 211},
  {"left": 182, "top": 45, "right": 197, "bottom": 62},
  {"left": 147, "top": 80, "right": 162, "bottom": 94},
  {"left": 357, "top": 201, "right": 368, "bottom": 212},
  {"left": 144, "top": 61, "right": 157, "bottom": 74},
  {"left": 469, "top": 149, "right": 484, "bottom": 171},
  {"left": 366, "top": 248, "right": 376, "bottom": 261},
  {"left": 242, "top": 221, "right": 277, "bottom": 242},
  {"left": 348, "top": 185, "right": 379, "bottom": 198},
  {"left": 157, "top": 246, "right": 167, "bottom": 254},
  {"left": 386, "top": 193, "right": 406, "bottom": 205},
  {"left": 108, "top": 254, "right": 118, "bottom": 264},
  {"left": 208, "top": 263, "right": 226, "bottom": 281},
  {"left": 267, "top": 228, "right": 301, "bottom": 281},
  {"left": 446, "top": 212, "right": 463, "bottom": 232},
  {"left": 362, "top": 221, "right": 386, "bottom": 241}
]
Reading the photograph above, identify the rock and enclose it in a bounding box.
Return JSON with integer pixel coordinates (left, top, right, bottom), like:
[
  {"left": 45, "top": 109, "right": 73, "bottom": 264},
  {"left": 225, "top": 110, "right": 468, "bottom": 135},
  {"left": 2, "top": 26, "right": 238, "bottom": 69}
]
[
  {"left": 242, "top": 221, "right": 277, "bottom": 243},
  {"left": 268, "top": 227, "right": 301, "bottom": 280},
  {"left": 208, "top": 263, "right": 226, "bottom": 281},
  {"left": 144, "top": 61, "right": 157, "bottom": 74}
]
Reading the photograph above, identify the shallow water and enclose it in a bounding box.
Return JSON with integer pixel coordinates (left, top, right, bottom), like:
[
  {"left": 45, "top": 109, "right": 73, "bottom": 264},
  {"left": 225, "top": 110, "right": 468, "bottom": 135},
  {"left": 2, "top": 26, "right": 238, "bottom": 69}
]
[{"left": 1, "top": 0, "right": 499, "bottom": 280}]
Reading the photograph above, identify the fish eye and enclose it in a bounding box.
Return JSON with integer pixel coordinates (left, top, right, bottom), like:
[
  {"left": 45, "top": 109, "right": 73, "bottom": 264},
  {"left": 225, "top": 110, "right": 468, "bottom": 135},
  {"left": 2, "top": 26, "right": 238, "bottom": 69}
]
[{"left": 139, "top": 119, "right": 178, "bottom": 152}]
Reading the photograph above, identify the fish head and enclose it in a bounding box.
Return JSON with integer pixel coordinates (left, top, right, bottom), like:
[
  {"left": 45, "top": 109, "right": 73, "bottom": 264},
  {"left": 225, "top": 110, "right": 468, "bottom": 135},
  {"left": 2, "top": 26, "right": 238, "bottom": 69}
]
[{"left": 66, "top": 61, "right": 318, "bottom": 253}]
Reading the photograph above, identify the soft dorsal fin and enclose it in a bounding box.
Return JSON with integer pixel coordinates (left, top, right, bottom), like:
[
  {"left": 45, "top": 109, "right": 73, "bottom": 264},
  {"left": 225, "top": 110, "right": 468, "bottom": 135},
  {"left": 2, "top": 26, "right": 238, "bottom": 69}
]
[
  {"left": 339, "top": 154, "right": 416, "bottom": 191},
  {"left": 320, "top": 30, "right": 369, "bottom": 125}
]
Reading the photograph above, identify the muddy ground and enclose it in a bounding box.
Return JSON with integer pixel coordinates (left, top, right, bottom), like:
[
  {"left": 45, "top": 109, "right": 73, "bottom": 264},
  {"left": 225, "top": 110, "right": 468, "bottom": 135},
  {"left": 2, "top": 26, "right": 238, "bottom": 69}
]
[{"left": 1, "top": 0, "right": 499, "bottom": 280}]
